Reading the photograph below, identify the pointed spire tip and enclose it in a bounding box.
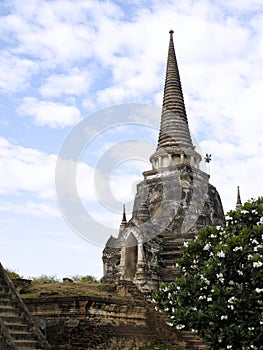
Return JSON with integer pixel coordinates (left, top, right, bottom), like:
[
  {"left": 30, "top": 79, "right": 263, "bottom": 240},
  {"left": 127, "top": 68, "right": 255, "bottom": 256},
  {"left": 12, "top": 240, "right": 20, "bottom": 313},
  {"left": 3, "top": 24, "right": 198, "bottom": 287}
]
[
  {"left": 121, "top": 204, "right": 127, "bottom": 225},
  {"left": 236, "top": 185, "right": 242, "bottom": 209},
  {"left": 169, "top": 29, "right": 174, "bottom": 35}
]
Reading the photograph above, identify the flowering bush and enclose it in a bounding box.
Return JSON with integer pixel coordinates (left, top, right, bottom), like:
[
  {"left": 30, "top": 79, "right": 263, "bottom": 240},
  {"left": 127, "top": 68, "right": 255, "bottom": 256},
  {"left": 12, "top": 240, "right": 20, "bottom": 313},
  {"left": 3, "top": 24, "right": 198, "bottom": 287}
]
[{"left": 153, "top": 197, "right": 263, "bottom": 349}]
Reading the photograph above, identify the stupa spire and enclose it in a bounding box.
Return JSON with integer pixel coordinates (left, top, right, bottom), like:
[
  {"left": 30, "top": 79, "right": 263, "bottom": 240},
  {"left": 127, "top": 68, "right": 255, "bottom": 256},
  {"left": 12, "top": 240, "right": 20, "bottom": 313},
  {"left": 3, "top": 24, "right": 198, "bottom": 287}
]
[
  {"left": 149, "top": 30, "right": 201, "bottom": 171},
  {"left": 236, "top": 186, "right": 242, "bottom": 210},
  {"left": 121, "top": 204, "right": 127, "bottom": 225},
  {"left": 157, "top": 30, "right": 193, "bottom": 150}
]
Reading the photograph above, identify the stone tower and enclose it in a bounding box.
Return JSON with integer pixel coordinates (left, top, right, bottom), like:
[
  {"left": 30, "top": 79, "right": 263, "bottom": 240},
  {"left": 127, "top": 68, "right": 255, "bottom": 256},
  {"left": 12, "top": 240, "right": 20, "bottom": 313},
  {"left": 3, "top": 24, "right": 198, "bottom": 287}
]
[
  {"left": 236, "top": 186, "right": 242, "bottom": 210},
  {"left": 102, "top": 30, "right": 224, "bottom": 292}
]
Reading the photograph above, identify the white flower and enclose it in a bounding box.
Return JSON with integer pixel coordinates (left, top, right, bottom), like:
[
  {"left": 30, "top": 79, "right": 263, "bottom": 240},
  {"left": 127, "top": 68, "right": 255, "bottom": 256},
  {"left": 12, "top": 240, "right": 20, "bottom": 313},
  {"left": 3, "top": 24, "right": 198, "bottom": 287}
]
[
  {"left": 221, "top": 315, "right": 228, "bottom": 320},
  {"left": 228, "top": 296, "right": 236, "bottom": 304},
  {"left": 203, "top": 243, "right": 211, "bottom": 251},
  {"left": 203, "top": 278, "right": 210, "bottom": 285},
  {"left": 217, "top": 250, "right": 225, "bottom": 258},
  {"left": 176, "top": 324, "right": 185, "bottom": 330},
  {"left": 183, "top": 241, "right": 189, "bottom": 247},
  {"left": 233, "top": 246, "right": 242, "bottom": 252},
  {"left": 241, "top": 210, "right": 249, "bottom": 214},
  {"left": 227, "top": 345, "right": 232, "bottom": 349},
  {"left": 216, "top": 273, "right": 224, "bottom": 283},
  {"left": 207, "top": 297, "right": 212, "bottom": 302},
  {"left": 166, "top": 322, "right": 173, "bottom": 327},
  {"left": 253, "top": 261, "right": 263, "bottom": 268},
  {"left": 255, "top": 288, "right": 263, "bottom": 293}
]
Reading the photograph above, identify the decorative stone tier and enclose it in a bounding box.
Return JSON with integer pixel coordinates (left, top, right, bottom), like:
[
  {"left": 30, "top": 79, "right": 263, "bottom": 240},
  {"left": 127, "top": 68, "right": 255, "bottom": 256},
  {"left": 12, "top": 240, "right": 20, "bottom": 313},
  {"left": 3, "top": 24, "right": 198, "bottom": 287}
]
[{"left": 24, "top": 289, "right": 207, "bottom": 350}]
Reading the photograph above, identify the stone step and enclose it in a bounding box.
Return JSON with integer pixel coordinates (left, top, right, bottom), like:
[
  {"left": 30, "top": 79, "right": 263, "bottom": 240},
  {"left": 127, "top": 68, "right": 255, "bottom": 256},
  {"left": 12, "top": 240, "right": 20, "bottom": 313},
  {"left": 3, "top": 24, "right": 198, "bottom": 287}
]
[
  {"left": 162, "top": 232, "right": 196, "bottom": 240},
  {"left": 14, "top": 339, "right": 38, "bottom": 348},
  {"left": 159, "top": 249, "right": 183, "bottom": 259},
  {"left": 0, "top": 314, "right": 25, "bottom": 323},
  {"left": 0, "top": 298, "right": 13, "bottom": 305},
  {"left": 180, "top": 331, "right": 207, "bottom": 349},
  {"left": 0, "top": 285, "right": 10, "bottom": 293},
  {"left": 10, "top": 330, "right": 36, "bottom": 341},
  {"left": 0, "top": 263, "right": 51, "bottom": 349},
  {"left": 0, "top": 307, "right": 21, "bottom": 317},
  {"left": 162, "top": 239, "right": 193, "bottom": 250},
  {"left": 4, "top": 321, "right": 29, "bottom": 332},
  {"left": 0, "top": 300, "right": 16, "bottom": 310},
  {"left": 117, "top": 280, "right": 145, "bottom": 300},
  {"left": 0, "top": 290, "right": 11, "bottom": 299}
]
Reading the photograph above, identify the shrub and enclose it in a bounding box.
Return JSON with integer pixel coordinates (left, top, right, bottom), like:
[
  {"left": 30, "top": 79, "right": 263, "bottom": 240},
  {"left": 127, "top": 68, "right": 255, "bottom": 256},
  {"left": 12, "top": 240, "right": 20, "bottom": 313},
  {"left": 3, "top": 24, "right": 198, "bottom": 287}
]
[{"left": 153, "top": 197, "right": 263, "bottom": 349}]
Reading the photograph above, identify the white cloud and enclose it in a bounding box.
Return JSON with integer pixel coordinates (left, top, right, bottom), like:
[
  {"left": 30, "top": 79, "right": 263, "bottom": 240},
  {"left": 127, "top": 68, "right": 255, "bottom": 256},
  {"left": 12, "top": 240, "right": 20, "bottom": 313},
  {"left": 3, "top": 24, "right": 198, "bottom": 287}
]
[
  {"left": 200, "top": 139, "right": 263, "bottom": 212},
  {"left": 18, "top": 97, "right": 82, "bottom": 127},
  {"left": 39, "top": 68, "right": 92, "bottom": 98},
  {"left": 0, "top": 200, "right": 59, "bottom": 218},
  {"left": 0, "top": 53, "right": 37, "bottom": 93},
  {"left": 0, "top": 137, "right": 56, "bottom": 197},
  {"left": 0, "top": 0, "right": 122, "bottom": 65}
]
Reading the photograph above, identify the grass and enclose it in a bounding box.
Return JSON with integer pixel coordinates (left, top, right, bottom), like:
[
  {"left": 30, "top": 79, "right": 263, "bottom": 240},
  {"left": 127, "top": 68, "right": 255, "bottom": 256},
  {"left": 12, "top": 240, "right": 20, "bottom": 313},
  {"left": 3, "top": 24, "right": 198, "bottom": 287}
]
[{"left": 20, "top": 281, "right": 119, "bottom": 299}]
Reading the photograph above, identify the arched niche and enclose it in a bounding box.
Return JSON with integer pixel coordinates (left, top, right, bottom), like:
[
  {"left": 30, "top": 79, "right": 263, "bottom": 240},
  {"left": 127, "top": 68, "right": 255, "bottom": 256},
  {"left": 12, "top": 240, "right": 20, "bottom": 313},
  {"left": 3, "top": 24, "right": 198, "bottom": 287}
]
[{"left": 124, "top": 232, "right": 138, "bottom": 280}]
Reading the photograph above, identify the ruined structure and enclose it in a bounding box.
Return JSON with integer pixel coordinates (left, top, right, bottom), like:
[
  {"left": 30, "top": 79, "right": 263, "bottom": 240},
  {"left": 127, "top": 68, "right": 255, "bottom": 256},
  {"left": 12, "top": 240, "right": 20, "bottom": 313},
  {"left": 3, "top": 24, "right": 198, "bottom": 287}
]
[{"left": 102, "top": 30, "right": 224, "bottom": 292}]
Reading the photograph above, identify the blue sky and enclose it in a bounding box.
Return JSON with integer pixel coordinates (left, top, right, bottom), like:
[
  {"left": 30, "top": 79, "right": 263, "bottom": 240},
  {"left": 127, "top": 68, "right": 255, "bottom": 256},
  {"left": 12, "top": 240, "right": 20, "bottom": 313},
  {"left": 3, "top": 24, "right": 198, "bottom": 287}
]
[{"left": 1, "top": 0, "right": 263, "bottom": 279}]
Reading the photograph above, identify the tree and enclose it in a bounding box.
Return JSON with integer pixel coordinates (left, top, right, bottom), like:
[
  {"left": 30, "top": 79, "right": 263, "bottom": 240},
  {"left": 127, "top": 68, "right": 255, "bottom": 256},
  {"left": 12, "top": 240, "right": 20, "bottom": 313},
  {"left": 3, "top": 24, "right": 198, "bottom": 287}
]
[
  {"left": 153, "top": 197, "right": 263, "bottom": 350},
  {"left": 5, "top": 268, "right": 23, "bottom": 279},
  {"left": 70, "top": 274, "right": 98, "bottom": 283}
]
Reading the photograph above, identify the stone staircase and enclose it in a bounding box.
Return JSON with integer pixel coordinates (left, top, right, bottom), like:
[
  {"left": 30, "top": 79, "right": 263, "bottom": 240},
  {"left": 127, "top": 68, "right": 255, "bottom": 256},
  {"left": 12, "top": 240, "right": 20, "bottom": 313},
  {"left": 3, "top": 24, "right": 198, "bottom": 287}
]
[
  {"left": 158, "top": 231, "right": 196, "bottom": 281},
  {"left": 116, "top": 279, "right": 146, "bottom": 301},
  {"left": 0, "top": 263, "right": 51, "bottom": 350},
  {"left": 146, "top": 302, "right": 207, "bottom": 350},
  {"left": 116, "top": 280, "right": 207, "bottom": 349}
]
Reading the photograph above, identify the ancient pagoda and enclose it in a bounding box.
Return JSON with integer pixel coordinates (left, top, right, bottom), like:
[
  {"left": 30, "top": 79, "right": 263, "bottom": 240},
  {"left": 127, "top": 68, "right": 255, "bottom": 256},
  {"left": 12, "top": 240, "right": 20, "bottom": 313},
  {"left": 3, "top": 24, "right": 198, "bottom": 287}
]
[{"left": 102, "top": 30, "right": 224, "bottom": 293}]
